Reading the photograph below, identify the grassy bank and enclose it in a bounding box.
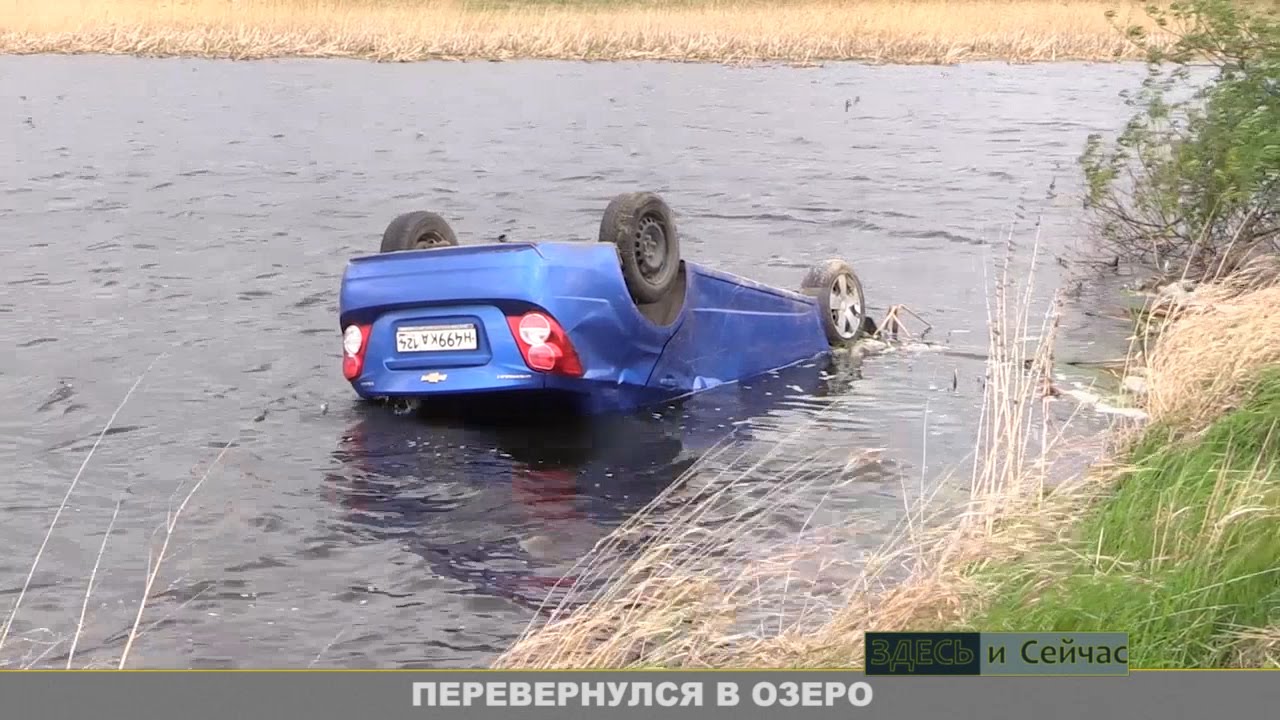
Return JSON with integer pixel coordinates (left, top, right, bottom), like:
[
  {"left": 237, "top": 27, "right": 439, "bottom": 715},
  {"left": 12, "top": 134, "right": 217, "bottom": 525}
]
[
  {"left": 494, "top": 256, "right": 1280, "bottom": 669},
  {"left": 974, "top": 371, "right": 1280, "bottom": 667},
  {"left": 0, "top": 0, "right": 1169, "bottom": 63},
  {"left": 966, "top": 272, "right": 1280, "bottom": 667}
]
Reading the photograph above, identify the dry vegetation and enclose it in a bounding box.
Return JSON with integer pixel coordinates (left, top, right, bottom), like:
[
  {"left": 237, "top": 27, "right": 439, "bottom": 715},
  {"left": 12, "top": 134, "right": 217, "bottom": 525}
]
[
  {"left": 1140, "top": 257, "right": 1280, "bottom": 431},
  {"left": 493, "top": 233, "right": 1082, "bottom": 669},
  {"left": 0, "top": 351, "right": 236, "bottom": 669},
  {"left": 494, "top": 245, "right": 1280, "bottom": 669},
  {"left": 0, "top": 0, "right": 1170, "bottom": 63}
]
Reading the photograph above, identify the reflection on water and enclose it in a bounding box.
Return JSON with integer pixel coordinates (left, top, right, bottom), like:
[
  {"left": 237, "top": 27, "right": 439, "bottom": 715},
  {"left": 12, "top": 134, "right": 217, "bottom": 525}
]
[
  {"left": 0, "top": 55, "right": 1140, "bottom": 668},
  {"left": 321, "top": 353, "right": 862, "bottom": 611}
]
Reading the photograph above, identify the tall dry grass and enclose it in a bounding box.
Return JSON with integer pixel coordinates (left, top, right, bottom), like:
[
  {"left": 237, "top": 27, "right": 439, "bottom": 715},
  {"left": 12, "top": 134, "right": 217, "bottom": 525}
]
[
  {"left": 494, "top": 240, "right": 1280, "bottom": 669},
  {"left": 494, "top": 229, "right": 1088, "bottom": 669},
  {"left": 0, "top": 351, "right": 236, "bottom": 669},
  {"left": 970, "top": 258, "right": 1280, "bottom": 666},
  {"left": 1, "top": 0, "right": 1169, "bottom": 63},
  {"left": 1138, "top": 255, "right": 1280, "bottom": 431}
]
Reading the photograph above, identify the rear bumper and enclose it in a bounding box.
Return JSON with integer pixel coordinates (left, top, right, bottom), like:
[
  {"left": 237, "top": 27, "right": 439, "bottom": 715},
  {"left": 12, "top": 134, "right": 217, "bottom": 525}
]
[
  {"left": 350, "top": 372, "right": 676, "bottom": 416},
  {"left": 351, "top": 367, "right": 545, "bottom": 398}
]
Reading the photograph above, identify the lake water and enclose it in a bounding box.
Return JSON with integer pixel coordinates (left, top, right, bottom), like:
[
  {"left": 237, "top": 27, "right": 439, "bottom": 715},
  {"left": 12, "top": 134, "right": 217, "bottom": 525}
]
[{"left": 1, "top": 56, "right": 1143, "bottom": 668}]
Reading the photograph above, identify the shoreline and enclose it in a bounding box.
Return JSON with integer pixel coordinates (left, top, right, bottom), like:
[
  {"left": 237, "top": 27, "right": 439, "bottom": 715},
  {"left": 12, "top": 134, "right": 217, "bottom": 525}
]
[
  {"left": 494, "top": 259, "right": 1280, "bottom": 669},
  {"left": 3, "top": 0, "right": 1167, "bottom": 65},
  {"left": 0, "top": 50, "right": 1153, "bottom": 67}
]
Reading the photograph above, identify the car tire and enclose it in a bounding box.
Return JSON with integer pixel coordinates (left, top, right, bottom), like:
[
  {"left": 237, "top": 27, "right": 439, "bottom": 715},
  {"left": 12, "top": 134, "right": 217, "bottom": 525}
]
[
  {"left": 380, "top": 211, "right": 459, "bottom": 252},
  {"left": 598, "top": 192, "right": 681, "bottom": 304},
  {"left": 801, "top": 259, "right": 866, "bottom": 346}
]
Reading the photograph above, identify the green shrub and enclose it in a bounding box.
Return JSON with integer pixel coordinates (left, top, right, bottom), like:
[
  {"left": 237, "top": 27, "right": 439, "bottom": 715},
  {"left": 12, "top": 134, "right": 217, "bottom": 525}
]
[{"left": 1080, "top": 0, "right": 1280, "bottom": 279}]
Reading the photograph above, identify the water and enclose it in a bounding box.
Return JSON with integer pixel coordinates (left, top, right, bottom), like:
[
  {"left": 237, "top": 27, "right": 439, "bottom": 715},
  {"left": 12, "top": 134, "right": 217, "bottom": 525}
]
[{"left": 1, "top": 56, "right": 1142, "bottom": 669}]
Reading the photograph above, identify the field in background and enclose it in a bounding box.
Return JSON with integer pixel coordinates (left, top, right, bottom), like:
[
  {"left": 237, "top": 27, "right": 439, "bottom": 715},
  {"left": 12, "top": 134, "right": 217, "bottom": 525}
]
[{"left": 0, "top": 0, "right": 1167, "bottom": 63}]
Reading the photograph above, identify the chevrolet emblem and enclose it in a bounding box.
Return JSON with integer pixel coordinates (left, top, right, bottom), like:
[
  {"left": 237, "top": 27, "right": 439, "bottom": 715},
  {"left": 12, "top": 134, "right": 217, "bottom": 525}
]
[{"left": 421, "top": 372, "right": 447, "bottom": 383}]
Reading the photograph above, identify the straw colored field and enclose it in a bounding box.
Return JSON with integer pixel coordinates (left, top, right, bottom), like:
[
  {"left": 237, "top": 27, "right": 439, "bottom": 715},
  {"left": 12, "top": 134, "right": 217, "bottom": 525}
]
[{"left": 0, "top": 0, "right": 1168, "bottom": 63}]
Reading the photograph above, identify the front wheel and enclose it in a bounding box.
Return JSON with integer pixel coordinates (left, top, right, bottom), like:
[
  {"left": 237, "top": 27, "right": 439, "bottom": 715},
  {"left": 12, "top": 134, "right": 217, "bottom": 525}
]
[
  {"left": 801, "top": 259, "right": 866, "bottom": 346},
  {"left": 380, "top": 211, "right": 459, "bottom": 252}
]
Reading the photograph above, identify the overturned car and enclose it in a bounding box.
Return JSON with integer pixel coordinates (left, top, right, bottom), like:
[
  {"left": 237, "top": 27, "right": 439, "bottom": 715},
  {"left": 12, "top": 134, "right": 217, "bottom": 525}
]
[{"left": 338, "top": 192, "right": 868, "bottom": 416}]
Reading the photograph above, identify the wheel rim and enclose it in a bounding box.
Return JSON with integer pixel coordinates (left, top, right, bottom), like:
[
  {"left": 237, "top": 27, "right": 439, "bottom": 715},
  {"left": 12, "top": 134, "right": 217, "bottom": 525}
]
[
  {"left": 634, "top": 215, "right": 668, "bottom": 281},
  {"left": 414, "top": 232, "right": 447, "bottom": 249},
  {"left": 828, "top": 273, "right": 862, "bottom": 339}
]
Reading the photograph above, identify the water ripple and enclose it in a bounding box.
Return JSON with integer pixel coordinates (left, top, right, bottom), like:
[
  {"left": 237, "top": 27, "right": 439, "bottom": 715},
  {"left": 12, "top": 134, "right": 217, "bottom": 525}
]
[{"left": 0, "top": 55, "right": 1143, "bottom": 670}]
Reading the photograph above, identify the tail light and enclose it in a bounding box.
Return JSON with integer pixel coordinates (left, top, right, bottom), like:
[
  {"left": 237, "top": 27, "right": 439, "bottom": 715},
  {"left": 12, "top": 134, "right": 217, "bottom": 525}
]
[
  {"left": 506, "top": 311, "right": 583, "bottom": 377},
  {"left": 342, "top": 323, "right": 372, "bottom": 380}
]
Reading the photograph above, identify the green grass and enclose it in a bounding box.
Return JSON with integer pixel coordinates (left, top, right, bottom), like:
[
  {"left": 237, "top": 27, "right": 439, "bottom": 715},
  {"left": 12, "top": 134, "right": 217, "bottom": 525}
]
[{"left": 966, "top": 368, "right": 1280, "bottom": 667}]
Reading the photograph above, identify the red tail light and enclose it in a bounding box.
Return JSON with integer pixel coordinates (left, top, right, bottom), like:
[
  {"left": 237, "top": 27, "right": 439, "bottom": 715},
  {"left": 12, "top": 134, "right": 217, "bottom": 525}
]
[
  {"left": 506, "top": 311, "right": 583, "bottom": 377},
  {"left": 342, "top": 323, "right": 372, "bottom": 380}
]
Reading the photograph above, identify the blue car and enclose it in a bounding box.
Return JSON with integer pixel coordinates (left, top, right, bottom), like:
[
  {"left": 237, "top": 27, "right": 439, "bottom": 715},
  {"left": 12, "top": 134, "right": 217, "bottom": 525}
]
[{"left": 338, "top": 192, "right": 868, "bottom": 416}]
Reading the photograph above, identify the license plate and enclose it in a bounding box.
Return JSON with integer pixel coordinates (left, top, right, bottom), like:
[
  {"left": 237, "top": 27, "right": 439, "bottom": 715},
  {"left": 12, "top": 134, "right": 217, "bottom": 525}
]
[{"left": 395, "top": 323, "right": 478, "bottom": 353}]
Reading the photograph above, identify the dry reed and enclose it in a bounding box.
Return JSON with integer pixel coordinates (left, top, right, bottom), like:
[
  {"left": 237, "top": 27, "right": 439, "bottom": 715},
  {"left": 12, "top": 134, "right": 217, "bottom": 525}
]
[
  {"left": 1, "top": 0, "right": 1170, "bottom": 64},
  {"left": 1230, "top": 626, "right": 1280, "bottom": 668},
  {"left": 1139, "top": 256, "right": 1280, "bottom": 431},
  {"left": 495, "top": 226, "right": 1085, "bottom": 669},
  {"left": 117, "top": 438, "right": 234, "bottom": 668},
  {"left": 67, "top": 499, "right": 121, "bottom": 668},
  {"left": 0, "top": 353, "right": 164, "bottom": 655},
  {"left": 496, "top": 233, "right": 1280, "bottom": 669},
  {"left": 0, "top": 348, "right": 239, "bottom": 669}
]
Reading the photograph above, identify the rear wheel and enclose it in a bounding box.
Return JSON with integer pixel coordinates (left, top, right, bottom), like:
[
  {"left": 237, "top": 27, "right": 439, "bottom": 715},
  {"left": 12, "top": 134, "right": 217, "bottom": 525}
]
[
  {"left": 599, "top": 192, "right": 681, "bottom": 304},
  {"left": 380, "top": 211, "right": 459, "bottom": 252},
  {"left": 801, "top": 259, "right": 866, "bottom": 346}
]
